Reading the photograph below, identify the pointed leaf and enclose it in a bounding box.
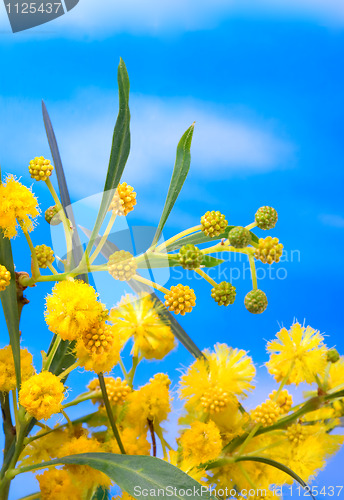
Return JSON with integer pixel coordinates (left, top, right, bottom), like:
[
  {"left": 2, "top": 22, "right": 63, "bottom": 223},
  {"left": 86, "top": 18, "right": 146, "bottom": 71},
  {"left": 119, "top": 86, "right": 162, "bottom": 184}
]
[
  {"left": 85, "top": 58, "right": 130, "bottom": 257},
  {"left": 0, "top": 232, "right": 21, "bottom": 386},
  {"left": 15, "top": 453, "right": 216, "bottom": 499},
  {"left": 152, "top": 123, "right": 195, "bottom": 247}
]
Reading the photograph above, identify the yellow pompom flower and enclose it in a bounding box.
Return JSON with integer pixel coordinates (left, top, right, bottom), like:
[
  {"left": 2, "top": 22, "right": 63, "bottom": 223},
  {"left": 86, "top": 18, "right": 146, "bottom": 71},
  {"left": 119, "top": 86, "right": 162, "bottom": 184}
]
[
  {"left": 109, "top": 293, "right": 176, "bottom": 360},
  {"left": 180, "top": 343, "right": 255, "bottom": 420},
  {"left": 109, "top": 182, "right": 137, "bottom": 216},
  {"left": 164, "top": 284, "right": 196, "bottom": 315},
  {"left": 269, "top": 389, "right": 293, "bottom": 414},
  {"left": 0, "top": 264, "right": 11, "bottom": 291},
  {"left": 28, "top": 156, "right": 54, "bottom": 181},
  {"left": 0, "top": 175, "right": 40, "bottom": 238},
  {"left": 19, "top": 372, "right": 65, "bottom": 420},
  {"left": 82, "top": 320, "right": 116, "bottom": 355},
  {"left": 327, "top": 356, "right": 344, "bottom": 391},
  {"left": 19, "top": 428, "right": 72, "bottom": 467},
  {"left": 126, "top": 374, "right": 172, "bottom": 430},
  {"left": 251, "top": 399, "right": 281, "bottom": 427},
  {"left": 107, "top": 427, "right": 151, "bottom": 456},
  {"left": 254, "top": 236, "right": 283, "bottom": 264},
  {"left": 88, "top": 376, "right": 131, "bottom": 406},
  {"left": 266, "top": 323, "right": 328, "bottom": 385},
  {"left": 180, "top": 420, "right": 222, "bottom": 466},
  {"left": 35, "top": 244, "right": 54, "bottom": 268},
  {"left": 37, "top": 469, "right": 82, "bottom": 500},
  {"left": 59, "top": 435, "right": 111, "bottom": 489},
  {"left": 75, "top": 334, "right": 122, "bottom": 373},
  {"left": 45, "top": 280, "right": 104, "bottom": 341},
  {"left": 0, "top": 346, "right": 34, "bottom": 393}
]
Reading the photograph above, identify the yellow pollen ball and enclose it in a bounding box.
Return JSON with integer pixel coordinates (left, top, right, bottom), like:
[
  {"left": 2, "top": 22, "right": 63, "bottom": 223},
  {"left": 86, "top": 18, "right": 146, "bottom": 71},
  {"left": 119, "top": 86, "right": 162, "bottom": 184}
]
[
  {"left": 164, "top": 284, "right": 196, "bottom": 315},
  {"left": 255, "top": 236, "right": 283, "bottom": 264},
  {"left": 269, "top": 389, "right": 293, "bottom": 414},
  {"left": 0, "top": 265, "right": 11, "bottom": 291},
  {"left": 82, "top": 321, "right": 114, "bottom": 355},
  {"left": 109, "top": 182, "right": 137, "bottom": 216},
  {"left": 19, "top": 372, "right": 65, "bottom": 420},
  {"left": 107, "top": 250, "right": 137, "bottom": 281},
  {"left": 286, "top": 422, "right": 310, "bottom": 445},
  {"left": 88, "top": 376, "right": 131, "bottom": 406},
  {"left": 200, "top": 386, "right": 230, "bottom": 414},
  {"left": 28, "top": 156, "right": 54, "bottom": 181},
  {"left": 252, "top": 399, "right": 281, "bottom": 427}
]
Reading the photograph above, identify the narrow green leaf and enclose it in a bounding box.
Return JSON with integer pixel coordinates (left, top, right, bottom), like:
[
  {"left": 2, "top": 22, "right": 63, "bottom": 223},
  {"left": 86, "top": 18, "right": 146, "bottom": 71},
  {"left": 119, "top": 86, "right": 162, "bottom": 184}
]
[
  {"left": 42, "top": 100, "right": 88, "bottom": 283},
  {"left": 0, "top": 232, "right": 21, "bottom": 387},
  {"left": 201, "top": 255, "right": 225, "bottom": 267},
  {"left": 137, "top": 253, "right": 224, "bottom": 269},
  {"left": 235, "top": 456, "right": 316, "bottom": 500},
  {"left": 15, "top": 453, "right": 216, "bottom": 499},
  {"left": 92, "top": 487, "right": 110, "bottom": 500},
  {"left": 152, "top": 123, "right": 195, "bottom": 247},
  {"left": 79, "top": 225, "right": 205, "bottom": 359},
  {"left": 85, "top": 58, "right": 130, "bottom": 257}
]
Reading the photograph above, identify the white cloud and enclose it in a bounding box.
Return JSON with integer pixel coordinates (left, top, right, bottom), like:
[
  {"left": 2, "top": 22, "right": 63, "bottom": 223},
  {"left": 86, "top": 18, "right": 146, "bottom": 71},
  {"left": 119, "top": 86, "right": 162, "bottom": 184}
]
[
  {"left": 1, "top": 0, "right": 344, "bottom": 37},
  {"left": 0, "top": 90, "right": 293, "bottom": 199},
  {"left": 319, "top": 213, "right": 344, "bottom": 228}
]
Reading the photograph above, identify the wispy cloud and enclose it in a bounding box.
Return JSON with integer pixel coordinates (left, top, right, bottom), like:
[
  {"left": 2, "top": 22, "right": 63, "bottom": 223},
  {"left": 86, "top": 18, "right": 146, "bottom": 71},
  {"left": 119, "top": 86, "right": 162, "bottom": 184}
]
[
  {"left": 319, "top": 213, "right": 344, "bottom": 228},
  {"left": 0, "top": 90, "right": 293, "bottom": 198},
  {"left": 1, "top": 0, "right": 344, "bottom": 37}
]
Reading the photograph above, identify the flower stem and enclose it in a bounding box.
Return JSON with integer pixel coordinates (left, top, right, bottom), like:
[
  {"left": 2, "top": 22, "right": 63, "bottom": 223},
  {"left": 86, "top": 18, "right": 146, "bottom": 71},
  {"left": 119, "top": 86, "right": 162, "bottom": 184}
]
[
  {"left": 61, "top": 409, "right": 73, "bottom": 431},
  {"left": 154, "top": 225, "right": 202, "bottom": 252},
  {"left": 47, "top": 262, "right": 58, "bottom": 275},
  {"left": 20, "top": 227, "right": 40, "bottom": 280},
  {"left": 89, "top": 212, "right": 117, "bottom": 264},
  {"left": 245, "top": 222, "right": 257, "bottom": 230},
  {"left": 248, "top": 254, "right": 257, "bottom": 290},
  {"left": 195, "top": 268, "right": 217, "bottom": 287},
  {"left": 62, "top": 391, "right": 101, "bottom": 409},
  {"left": 97, "top": 373, "right": 126, "bottom": 454},
  {"left": 57, "top": 361, "right": 80, "bottom": 380},
  {"left": 132, "top": 274, "right": 169, "bottom": 294},
  {"left": 43, "top": 335, "right": 61, "bottom": 372}
]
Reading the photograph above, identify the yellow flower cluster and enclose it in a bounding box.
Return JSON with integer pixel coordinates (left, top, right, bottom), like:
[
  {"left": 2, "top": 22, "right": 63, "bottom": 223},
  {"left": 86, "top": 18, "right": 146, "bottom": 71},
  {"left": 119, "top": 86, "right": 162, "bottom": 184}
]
[
  {"left": 35, "top": 244, "right": 54, "bottom": 268},
  {"left": 254, "top": 236, "right": 283, "bottom": 264},
  {"left": 109, "top": 181, "right": 137, "bottom": 216},
  {"left": 0, "top": 175, "right": 39, "bottom": 238},
  {"left": 37, "top": 469, "right": 82, "bottom": 500},
  {"left": 0, "top": 345, "right": 34, "bottom": 392},
  {"left": 88, "top": 376, "right": 131, "bottom": 406},
  {"left": 180, "top": 420, "right": 222, "bottom": 466},
  {"left": 110, "top": 293, "right": 176, "bottom": 360},
  {"left": 164, "top": 284, "right": 196, "bottom": 315},
  {"left": 28, "top": 156, "right": 54, "bottom": 181},
  {"left": 251, "top": 399, "right": 281, "bottom": 426},
  {"left": 19, "top": 371, "right": 65, "bottom": 420}
]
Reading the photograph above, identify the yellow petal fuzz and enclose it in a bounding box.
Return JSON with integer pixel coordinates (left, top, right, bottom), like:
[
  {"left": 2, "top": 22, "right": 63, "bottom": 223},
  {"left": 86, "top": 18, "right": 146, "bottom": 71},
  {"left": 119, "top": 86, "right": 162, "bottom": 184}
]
[
  {"left": 0, "top": 175, "right": 40, "bottom": 238},
  {"left": 0, "top": 345, "right": 34, "bottom": 393},
  {"left": 180, "top": 420, "right": 222, "bottom": 466},
  {"left": 19, "top": 372, "right": 64, "bottom": 420},
  {"left": 37, "top": 469, "right": 82, "bottom": 500}
]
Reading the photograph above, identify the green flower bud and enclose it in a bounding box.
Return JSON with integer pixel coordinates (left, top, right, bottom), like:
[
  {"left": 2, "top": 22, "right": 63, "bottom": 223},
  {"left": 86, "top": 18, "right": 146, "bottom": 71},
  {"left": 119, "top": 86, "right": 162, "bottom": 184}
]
[
  {"left": 244, "top": 289, "right": 268, "bottom": 314},
  {"left": 255, "top": 206, "right": 278, "bottom": 230},
  {"left": 178, "top": 244, "right": 203, "bottom": 270},
  {"left": 201, "top": 211, "right": 228, "bottom": 238},
  {"left": 45, "top": 206, "right": 62, "bottom": 226},
  {"left": 327, "top": 348, "right": 340, "bottom": 364},
  {"left": 35, "top": 244, "right": 54, "bottom": 269},
  {"left": 228, "top": 226, "right": 251, "bottom": 248},
  {"left": 211, "top": 282, "right": 236, "bottom": 306}
]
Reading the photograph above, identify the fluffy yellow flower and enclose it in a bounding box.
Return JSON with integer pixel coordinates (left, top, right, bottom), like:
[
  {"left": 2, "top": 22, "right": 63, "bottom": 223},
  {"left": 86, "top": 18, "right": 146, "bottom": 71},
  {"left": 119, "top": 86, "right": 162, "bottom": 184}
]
[
  {"left": 107, "top": 427, "right": 151, "bottom": 456},
  {"left": 59, "top": 435, "right": 111, "bottom": 489},
  {"left": 126, "top": 374, "right": 171, "bottom": 430},
  {"left": 110, "top": 293, "right": 176, "bottom": 360},
  {"left": 266, "top": 323, "right": 328, "bottom": 385},
  {"left": 19, "top": 428, "right": 72, "bottom": 467},
  {"left": 19, "top": 372, "right": 65, "bottom": 420},
  {"left": 37, "top": 469, "right": 82, "bottom": 500},
  {"left": 180, "top": 420, "right": 222, "bottom": 466},
  {"left": 180, "top": 343, "right": 255, "bottom": 419},
  {"left": 75, "top": 333, "right": 121, "bottom": 373},
  {"left": 0, "top": 175, "right": 40, "bottom": 238},
  {"left": 45, "top": 280, "right": 104, "bottom": 341},
  {"left": 0, "top": 345, "right": 34, "bottom": 392}
]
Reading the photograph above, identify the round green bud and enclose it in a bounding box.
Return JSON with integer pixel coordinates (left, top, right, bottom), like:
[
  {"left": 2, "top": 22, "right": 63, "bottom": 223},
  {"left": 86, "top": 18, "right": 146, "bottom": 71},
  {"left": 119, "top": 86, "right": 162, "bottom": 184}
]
[
  {"left": 211, "top": 282, "right": 236, "bottom": 306},
  {"left": 178, "top": 244, "right": 203, "bottom": 270},
  {"left": 228, "top": 226, "right": 251, "bottom": 248},
  {"left": 327, "top": 348, "right": 340, "bottom": 364},
  {"left": 255, "top": 206, "right": 278, "bottom": 230},
  {"left": 35, "top": 244, "right": 54, "bottom": 269},
  {"left": 244, "top": 289, "right": 268, "bottom": 314},
  {"left": 201, "top": 210, "right": 228, "bottom": 238},
  {"left": 45, "top": 205, "right": 62, "bottom": 226}
]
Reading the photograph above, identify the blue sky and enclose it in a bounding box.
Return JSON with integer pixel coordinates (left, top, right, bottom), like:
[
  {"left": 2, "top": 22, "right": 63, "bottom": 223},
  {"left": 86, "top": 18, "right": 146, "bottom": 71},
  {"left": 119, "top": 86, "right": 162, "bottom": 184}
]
[{"left": 1, "top": 1, "right": 344, "bottom": 498}]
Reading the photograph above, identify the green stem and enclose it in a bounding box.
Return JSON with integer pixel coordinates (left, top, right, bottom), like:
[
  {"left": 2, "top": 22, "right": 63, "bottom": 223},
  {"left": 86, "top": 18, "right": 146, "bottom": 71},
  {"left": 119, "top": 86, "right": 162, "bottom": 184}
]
[
  {"left": 47, "top": 262, "right": 58, "bottom": 275},
  {"left": 128, "top": 356, "right": 139, "bottom": 387},
  {"left": 245, "top": 222, "right": 257, "bottom": 230},
  {"left": 62, "top": 391, "right": 101, "bottom": 409},
  {"left": 154, "top": 225, "right": 202, "bottom": 252},
  {"left": 97, "top": 373, "right": 126, "bottom": 454},
  {"left": 132, "top": 274, "right": 169, "bottom": 294},
  {"left": 89, "top": 212, "right": 117, "bottom": 264},
  {"left": 195, "top": 268, "right": 217, "bottom": 287},
  {"left": 60, "top": 409, "right": 73, "bottom": 431},
  {"left": 248, "top": 254, "right": 257, "bottom": 290},
  {"left": 43, "top": 335, "right": 61, "bottom": 372},
  {"left": 20, "top": 226, "right": 40, "bottom": 280},
  {"left": 57, "top": 361, "right": 79, "bottom": 380},
  {"left": 118, "top": 357, "right": 130, "bottom": 383},
  {"left": 17, "top": 493, "right": 40, "bottom": 500}
]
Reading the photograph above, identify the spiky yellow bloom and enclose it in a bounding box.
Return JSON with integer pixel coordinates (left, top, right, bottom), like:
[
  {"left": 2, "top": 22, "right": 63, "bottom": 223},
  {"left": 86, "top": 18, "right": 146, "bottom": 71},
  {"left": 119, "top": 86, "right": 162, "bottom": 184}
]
[
  {"left": 29, "top": 156, "right": 54, "bottom": 181},
  {"left": 0, "top": 346, "right": 34, "bottom": 392},
  {"left": 107, "top": 250, "right": 137, "bottom": 281},
  {"left": 164, "top": 284, "right": 196, "bottom": 315},
  {"left": 126, "top": 374, "right": 171, "bottom": 430},
  {"left": 109, "top": 293, "right": 176, "bottom": 360},
  {"left": 109, "top": 182, "right": 137, "bottom": 216},
  {"left": 75, "top": 334, "right": 121, "bottom": 374},
  {"left": 328, "top": 356, "right": 344, "bottom": 391},
  {"left": 254, "top": 236, "right": 283, "bottom": 264},
  {"left": 0, "top": 265, "right": 11, "bottom": 291},
  {"left": 107, "top": 427, "right": 151, "bottom": 456},
  {"left": 266, "top": 323, "right": 328, "bottom": 385},
  {"left": 269, "top": 389, "right": 293, "bottom": 414},
  {"left": 60, "top": 435, "right": 111, "bottom": 489},
  {"left": 251, "top": 399, "right": 281, "bottom": 427},
  {"left": 45, "top": 280, "right": 104, "bottom": 341},
  {"left": 35, "top": 244, "right": 55, "bottom": 268},
  {"left": 180, "top": 420, "right": 222, "bottom": 466},
  {"left": 37, "top": 469, "right": 82, "bottom": 500},
  {"left": 19, "top": 372, "right": 64, "bottom": 420},
  {"left": 88, "top": 376, "right": 131, "bottom": 406},
  {"left": 180, "top": 343, "right": 255, "bottom": 420},
  {"left": 0, "top": 175, "right": 40, "bottom": 238}
]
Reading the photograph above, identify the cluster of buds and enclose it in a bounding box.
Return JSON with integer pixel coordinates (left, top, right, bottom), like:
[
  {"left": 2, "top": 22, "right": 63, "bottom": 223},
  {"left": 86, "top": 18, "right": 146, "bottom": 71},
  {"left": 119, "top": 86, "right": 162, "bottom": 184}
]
[
  {"left": 28, "top": 156, "right": 54, "bottom": 181},
  {"left": 200, "top": 211, "right": 228, "bottom": 237},
  {"left": 178, "top": 244, "right": 203, "bottom": 270},
  {"left": 107, "top": 250, "right": 137, "bottom": 281},
  {"left": 88, "top": 377, "right": 131, "bottom": 406},
  {"left": 211, "top": 282, "right": 236, "bottom": 306},
  {"left": 109, "top": 182, "right": 137, "bottom": 216},
  {"left": 255, "top": 236, "right": 283, "bottom": 264},
  {"left": 0, "top": 265, "right": 11, "bottom": 292},
  {"left": 252, "top": 399, "right": 281, "bottom": 426},
  {"left": 164, "top": 284, "right": 196, "bottom": 315},
  {"left": 82, "top": 320, "right": 115, "bottom": 355},
  {"left": 35, "top": 244, "right": 55, "bottom": 269}
]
